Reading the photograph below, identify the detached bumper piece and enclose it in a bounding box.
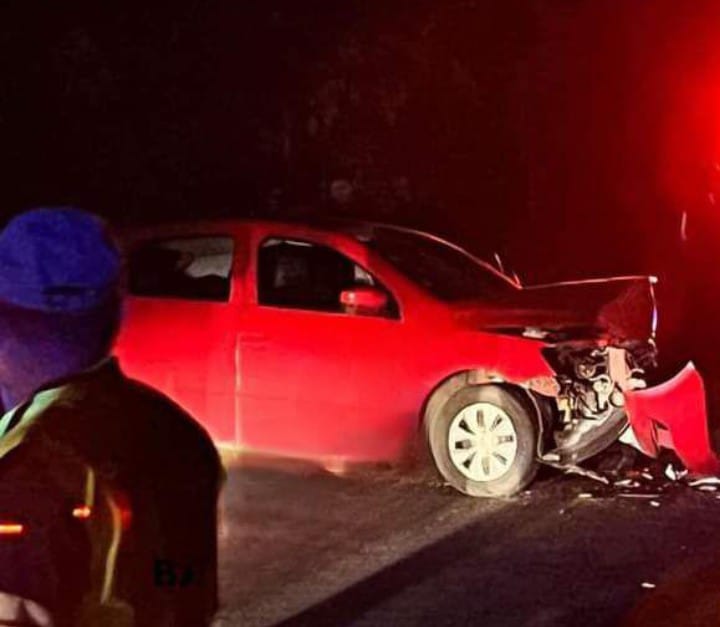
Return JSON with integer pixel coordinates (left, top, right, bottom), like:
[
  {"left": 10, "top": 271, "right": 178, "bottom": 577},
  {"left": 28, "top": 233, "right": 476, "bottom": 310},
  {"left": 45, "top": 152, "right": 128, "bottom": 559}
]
[{"left": 624, "top": 362, "right": 720, "bottom": 475}]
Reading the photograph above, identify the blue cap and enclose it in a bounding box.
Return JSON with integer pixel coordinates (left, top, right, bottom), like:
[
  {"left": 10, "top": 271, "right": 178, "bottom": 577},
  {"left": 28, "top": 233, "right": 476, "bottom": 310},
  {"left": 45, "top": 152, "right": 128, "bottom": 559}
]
[{"left": 0, "top": 208, "right": 121, "bottom": 313}]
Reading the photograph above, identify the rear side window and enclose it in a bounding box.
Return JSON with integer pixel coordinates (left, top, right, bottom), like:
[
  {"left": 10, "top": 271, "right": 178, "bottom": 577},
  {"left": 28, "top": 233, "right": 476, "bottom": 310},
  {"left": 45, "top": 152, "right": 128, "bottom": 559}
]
[{"left": 128, "top": 236, "right": 234, "bottom": 302}]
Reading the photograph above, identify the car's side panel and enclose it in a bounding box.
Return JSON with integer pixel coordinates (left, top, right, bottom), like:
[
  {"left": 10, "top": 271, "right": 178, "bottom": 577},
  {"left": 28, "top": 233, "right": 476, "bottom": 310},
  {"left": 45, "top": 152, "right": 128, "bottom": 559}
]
[
  {"left": 238, "top": 307, "right": 410, "bottom": 459},
  {"left": 115, "top": 225, "right": 248, "bottom": 444},
  {"left": 116, "top": 220, "right": 557, "bottom": 462},
  {"left": 116, "top": 299, "right": 238, "bottom": 442},
  {"left": 235, "top": 222, "right": 556, "bottom": 461}
]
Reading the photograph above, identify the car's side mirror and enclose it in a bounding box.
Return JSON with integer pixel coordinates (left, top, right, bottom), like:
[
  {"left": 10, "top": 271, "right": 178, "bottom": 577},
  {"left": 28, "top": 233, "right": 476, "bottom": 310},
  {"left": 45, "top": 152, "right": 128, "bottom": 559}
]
[{"left": 339, "top": 286, "right": 388, "bottom": 315}]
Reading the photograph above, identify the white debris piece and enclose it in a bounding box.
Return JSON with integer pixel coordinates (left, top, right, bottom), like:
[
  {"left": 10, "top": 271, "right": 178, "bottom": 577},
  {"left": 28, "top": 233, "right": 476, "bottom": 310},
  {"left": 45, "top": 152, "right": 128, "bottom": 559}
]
[
  {"left": 641, "top": 472, "right": 654, "bottom": 481},
  {"left": 664, "top": 464, "right": 688, "bottom": 481},
  {"left": 649, "top": 501, "right": 661, "bottom": 507},
  {"left": 688, "top": 476, "right": 720, "bottom": 487},
  {"left": 618, "top": 493, "right": 661, "bottom": 499},
  {"left": 578, "top": 493, "right": 593, "bottom": 499},
  {"left": 698, "top": 485, "right": 718, "bottom": 492},
  {"left": 614, "top": 478, "right": 640, "bottom": 488},
  {"left": 641, "top": 582, "right": 656, "bottom": 589}
]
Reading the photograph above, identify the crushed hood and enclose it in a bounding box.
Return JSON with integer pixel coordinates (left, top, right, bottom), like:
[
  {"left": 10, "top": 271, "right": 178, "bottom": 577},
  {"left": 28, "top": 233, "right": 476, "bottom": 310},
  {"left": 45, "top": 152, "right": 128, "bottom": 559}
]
[{"left": 454, "top": 275, "right": 658, "bottom": 344}]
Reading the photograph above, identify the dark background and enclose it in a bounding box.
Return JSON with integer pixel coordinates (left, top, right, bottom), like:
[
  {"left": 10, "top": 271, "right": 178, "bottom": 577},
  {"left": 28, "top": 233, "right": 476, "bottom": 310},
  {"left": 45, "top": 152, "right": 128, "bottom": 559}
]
[{"left": 2, "top": 0, "right": 720, "bottom": 282}]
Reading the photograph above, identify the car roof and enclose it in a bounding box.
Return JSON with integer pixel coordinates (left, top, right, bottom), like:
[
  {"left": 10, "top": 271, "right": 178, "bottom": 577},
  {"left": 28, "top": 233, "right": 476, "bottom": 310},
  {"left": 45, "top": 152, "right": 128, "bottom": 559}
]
[
  {"left": 123, "top": 214, "right": 445, "bottom": 245},
  {"left": 121, "top": 215, "right": 518, "bottom": 287}
]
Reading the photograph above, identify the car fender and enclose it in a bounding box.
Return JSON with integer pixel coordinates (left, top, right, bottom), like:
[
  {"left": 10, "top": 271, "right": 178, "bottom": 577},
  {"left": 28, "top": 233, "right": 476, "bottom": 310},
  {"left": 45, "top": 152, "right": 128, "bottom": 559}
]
[{"left": 421, "top": 371, "right": 545, "bottom": 442}]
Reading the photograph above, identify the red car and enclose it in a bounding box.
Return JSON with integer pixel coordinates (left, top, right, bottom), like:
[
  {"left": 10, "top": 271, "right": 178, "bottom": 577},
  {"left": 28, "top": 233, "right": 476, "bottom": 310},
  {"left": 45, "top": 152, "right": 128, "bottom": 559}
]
[{"left": 114, "top": 218, "right": 715, "bottom": 496}]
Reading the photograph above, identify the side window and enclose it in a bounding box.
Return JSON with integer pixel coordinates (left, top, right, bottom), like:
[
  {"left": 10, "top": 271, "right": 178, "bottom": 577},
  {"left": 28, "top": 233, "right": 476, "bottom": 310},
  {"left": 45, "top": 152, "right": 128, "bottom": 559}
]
[
  {"left": 128, "top": 236, "right": 234, "bottom": 302},
  {"left": 257, "top": 238, "right": 399, "bottom": 318}
]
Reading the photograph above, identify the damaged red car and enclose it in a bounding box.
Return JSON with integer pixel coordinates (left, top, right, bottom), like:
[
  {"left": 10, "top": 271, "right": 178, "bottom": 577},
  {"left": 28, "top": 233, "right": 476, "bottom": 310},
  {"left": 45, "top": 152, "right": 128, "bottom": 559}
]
[{"left": 114, "top": 219, "right": 713, "bottom": 496}]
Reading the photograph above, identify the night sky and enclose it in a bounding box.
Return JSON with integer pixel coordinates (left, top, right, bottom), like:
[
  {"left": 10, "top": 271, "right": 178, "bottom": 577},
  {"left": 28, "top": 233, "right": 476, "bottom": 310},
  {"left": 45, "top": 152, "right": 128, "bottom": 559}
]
[{"left": 2, "top": 1, "right": 719, "bottom": 282}]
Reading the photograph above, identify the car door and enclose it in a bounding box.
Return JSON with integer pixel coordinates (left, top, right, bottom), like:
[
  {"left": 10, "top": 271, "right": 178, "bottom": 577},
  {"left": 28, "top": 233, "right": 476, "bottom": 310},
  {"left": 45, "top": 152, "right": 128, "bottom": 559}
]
[
  {"left": 115, "top": 233, "right": 241, "bottom": 444},
  {"left": 238, "top": 233, "right": 408, "bottom": 460}
]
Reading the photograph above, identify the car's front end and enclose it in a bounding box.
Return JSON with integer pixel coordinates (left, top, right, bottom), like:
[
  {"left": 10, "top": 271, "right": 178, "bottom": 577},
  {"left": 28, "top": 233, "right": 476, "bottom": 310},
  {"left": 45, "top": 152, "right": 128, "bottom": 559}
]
[
  {"left": 461, "top": 271, "right": 716, "bottom": 476},
  {"left": 338, "top": 220, "right": 716, "bottom": 493}
]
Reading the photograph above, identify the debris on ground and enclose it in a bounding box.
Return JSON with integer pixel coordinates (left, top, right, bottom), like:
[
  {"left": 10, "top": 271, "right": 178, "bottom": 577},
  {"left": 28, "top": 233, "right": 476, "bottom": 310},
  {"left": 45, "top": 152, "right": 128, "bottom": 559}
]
[
  {"left": 688, "top": 476, "right": 720, "bottom": 487},
  {"left": 595, "top": 441, "right": 640, "bottom": 473},
  {"left": 665, "top": 463, "right": 688, "bottom": 482},
  {"left": 566, "top": 443, "right": 720, "bottom": 503},
  {"left": 544, "top": 460, "right": 611, "bottom": 485},
  {"left": 641, "top": 582, "right": 656, "bottom": 589},
  {"left": 614, "top": 478, "right": 640, "bottom": 488}
]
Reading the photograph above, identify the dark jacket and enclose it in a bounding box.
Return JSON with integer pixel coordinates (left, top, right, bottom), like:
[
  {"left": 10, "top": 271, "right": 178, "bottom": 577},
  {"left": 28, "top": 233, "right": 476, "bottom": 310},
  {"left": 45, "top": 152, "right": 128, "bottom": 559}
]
[{"left": 0, "top": 358, "right": 222, "bottom": 626}]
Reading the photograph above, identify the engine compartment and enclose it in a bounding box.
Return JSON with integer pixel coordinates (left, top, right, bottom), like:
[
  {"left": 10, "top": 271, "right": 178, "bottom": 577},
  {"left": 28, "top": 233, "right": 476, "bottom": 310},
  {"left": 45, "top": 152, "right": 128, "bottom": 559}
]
[{"left": 541, "top": 341, "right": 656, "bottom": 460}]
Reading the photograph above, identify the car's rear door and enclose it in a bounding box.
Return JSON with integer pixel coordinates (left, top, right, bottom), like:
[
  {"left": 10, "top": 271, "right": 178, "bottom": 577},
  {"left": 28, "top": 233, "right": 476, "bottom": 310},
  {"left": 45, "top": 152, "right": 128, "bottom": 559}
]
[{"left": 115, "top": 230, "right": 244, "bottom": 444}]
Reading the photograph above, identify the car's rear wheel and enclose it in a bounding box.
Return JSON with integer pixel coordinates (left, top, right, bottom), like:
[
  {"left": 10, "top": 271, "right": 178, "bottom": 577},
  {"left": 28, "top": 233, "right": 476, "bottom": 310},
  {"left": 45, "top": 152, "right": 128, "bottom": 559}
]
[{"left": 426, "top": 385, "right": 539, "bottom": 497}]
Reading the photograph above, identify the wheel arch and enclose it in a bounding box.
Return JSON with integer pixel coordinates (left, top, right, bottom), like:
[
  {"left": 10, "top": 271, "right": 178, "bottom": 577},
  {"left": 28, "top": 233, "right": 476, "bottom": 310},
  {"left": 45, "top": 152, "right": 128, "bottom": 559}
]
[{"left": 421, "top": 370, "right": 548, "bottom": 446}]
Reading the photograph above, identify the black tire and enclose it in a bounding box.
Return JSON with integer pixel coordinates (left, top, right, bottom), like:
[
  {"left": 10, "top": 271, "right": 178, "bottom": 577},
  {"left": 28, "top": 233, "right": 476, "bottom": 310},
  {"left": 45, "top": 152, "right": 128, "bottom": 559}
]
[{"left": 426, "top": 385, "right": 539, "bottom": 497}]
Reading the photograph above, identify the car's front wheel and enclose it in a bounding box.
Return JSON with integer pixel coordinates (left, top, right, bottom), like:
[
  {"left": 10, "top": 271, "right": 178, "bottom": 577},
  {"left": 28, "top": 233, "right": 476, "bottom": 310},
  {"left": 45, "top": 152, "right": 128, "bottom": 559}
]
[{"left": 426, "top": 385, "right": 538, "bottom": 497}]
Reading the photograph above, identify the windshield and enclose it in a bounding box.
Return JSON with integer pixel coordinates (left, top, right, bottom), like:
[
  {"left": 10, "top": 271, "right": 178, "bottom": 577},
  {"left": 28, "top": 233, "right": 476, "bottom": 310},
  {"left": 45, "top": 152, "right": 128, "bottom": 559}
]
[{"left": 365, "top": 226, "right": 518, "bottom": 301}]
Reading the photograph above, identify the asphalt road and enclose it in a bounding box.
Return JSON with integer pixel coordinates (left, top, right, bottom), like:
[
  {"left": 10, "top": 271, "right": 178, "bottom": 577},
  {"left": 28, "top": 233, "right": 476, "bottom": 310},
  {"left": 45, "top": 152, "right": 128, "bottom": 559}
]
[{"left": 212, "top": 458, "right": 720, "bottom": 627}]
